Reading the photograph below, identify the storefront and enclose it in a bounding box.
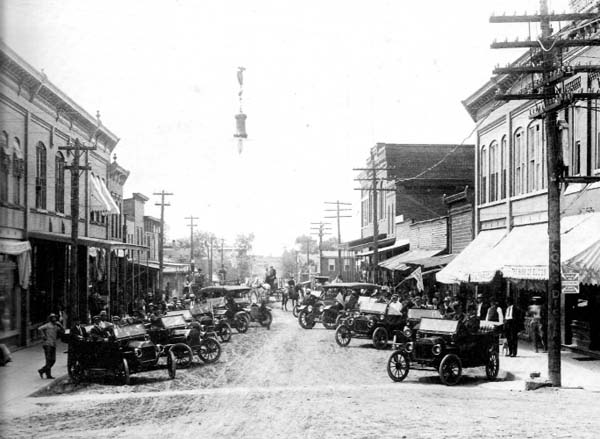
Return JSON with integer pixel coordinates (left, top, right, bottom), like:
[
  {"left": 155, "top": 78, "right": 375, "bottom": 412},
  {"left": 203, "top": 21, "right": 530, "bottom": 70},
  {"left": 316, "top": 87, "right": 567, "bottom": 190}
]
[{"left": 0, "top": 239, "right": 31, "bottom": 347}]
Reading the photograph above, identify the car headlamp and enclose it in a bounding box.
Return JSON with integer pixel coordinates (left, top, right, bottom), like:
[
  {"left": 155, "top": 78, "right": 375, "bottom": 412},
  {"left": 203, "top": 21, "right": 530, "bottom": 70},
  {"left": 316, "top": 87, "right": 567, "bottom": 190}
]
[
  {"left": 432, "top": 344, "right": 442, "bottom": 356},
  {"left": 348, "top": 317, "right": 355, "bottom": 327},
  {"left": 406, "top": 342, "right": 414, "bottom": 353},
  {"left": 367, "top": 320, "right": 374, "bottom": 328},
  {"left": 403, "top": 328, "right": 412, "bottom": 338},
  {"left": 307, "top": 305, "right": 313, "bottom": 312},
  {"left": 134, "top": 348, "right": 142, "bottom": 358},
  {"left": 379, "top": 315, "right": 384, "bottom": 321}
]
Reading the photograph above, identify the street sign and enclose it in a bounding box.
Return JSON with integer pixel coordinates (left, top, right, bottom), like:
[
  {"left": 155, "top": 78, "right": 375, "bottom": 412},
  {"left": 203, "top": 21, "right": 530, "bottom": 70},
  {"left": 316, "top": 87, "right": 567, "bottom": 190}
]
[{"left": 561, "top": 271, "right": 579, "bottom": 294}]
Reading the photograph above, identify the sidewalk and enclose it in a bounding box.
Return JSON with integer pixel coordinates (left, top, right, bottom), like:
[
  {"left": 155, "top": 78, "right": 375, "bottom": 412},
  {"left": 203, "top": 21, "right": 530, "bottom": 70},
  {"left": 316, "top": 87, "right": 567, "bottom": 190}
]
[
  {"left": 0, "top": 340, "right": 69, "bottom": 409},
  {"left": 493, "top": 341, "right": 600, "bottom": 391}
]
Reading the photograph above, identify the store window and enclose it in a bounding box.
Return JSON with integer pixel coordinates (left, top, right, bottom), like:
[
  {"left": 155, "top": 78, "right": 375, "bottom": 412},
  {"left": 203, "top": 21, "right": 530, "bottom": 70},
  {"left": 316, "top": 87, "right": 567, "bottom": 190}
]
[
  {"left": 36, "top": 142, "right": 47, "bottom": 209},
  {"left": 0, "top": 255, "right": 18, "bottom": 337}
]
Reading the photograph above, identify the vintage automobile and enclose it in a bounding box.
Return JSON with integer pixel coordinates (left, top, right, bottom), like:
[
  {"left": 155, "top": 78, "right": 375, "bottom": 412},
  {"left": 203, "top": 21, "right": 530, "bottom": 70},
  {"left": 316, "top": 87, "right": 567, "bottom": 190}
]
[
  {"left": 149, "top": 314, "right": 221, "bottom": 367},
  {"left": 67, "top": 323, "right": 176, "bottom": 385},
  {"left": 199, "top": 285, "right": 251, "bottom": 333},
  {"left": 334, "top": 298, "right": 405, "bottom": 349},
  {"left": 297, "top": 283, "right": 380, "bottom": 330},
  {"left": 243, "top": 299, "right": 273, "bottom": 329},
  {"left": 168, "top": 308, "right": 232, "bottom": 343},
  {"left": 391, "top": 308, "right": 443, "bottom": 345},
  {"left": 386, "top": 317, "right": 501, "bottom": 386}
]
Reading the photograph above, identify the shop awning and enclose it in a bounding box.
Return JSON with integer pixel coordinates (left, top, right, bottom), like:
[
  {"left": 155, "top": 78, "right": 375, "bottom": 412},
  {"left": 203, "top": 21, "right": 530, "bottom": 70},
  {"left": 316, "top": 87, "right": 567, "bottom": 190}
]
[
  {"left": 357, "top": 238, "right": 409, "bottom": 257},
  {"left": 484, "top": 213, "right": 600, "bottom": 285},
  {"left": 28, "top": 231, "right": 147, "bottom": 251},
  {"left": 0, "top": 239, "right": 31, "bottom": 288},
  {"left": 90, "top": 174, "right": 120, "bottom": 214},
  {"left": 379, "top": 247, "right": 445, "bottom": 271},
  {"left": 436, "top": 228, "right": 506, "bottom": 284},
  {"left": 146, "top": 260, "right": 190, "bottom": 273},
  {"left": 409, "top": 253, "right": 456, "bottom": 270},
  {"left": 0, "top": 239, "right": 31, "bottom": 255}
]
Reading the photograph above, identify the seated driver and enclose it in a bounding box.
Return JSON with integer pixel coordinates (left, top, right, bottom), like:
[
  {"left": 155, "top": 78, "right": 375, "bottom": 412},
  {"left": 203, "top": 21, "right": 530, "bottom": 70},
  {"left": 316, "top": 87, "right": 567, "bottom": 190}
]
[
  {"left": 89, "top": 315, "right": 111, "bottom": 341},
  {"left": 345, "top": 291, "right": 360, "bottom": 311},
  {"left": 464, "top": 304, "right": 481, "bottom": 333},
  {"left": 225, "top": 293, "right": 239, "bottom": 319}
]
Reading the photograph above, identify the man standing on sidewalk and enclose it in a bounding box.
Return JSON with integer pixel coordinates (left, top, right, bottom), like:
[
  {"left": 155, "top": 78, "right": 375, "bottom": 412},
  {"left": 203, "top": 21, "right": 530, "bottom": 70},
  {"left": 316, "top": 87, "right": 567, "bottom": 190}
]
[
  {"left": 504, "top": 297, "right": 522, "bottom": 357},
  {"left": 37, "top": 313, "right": 64, "bottom": 379}
]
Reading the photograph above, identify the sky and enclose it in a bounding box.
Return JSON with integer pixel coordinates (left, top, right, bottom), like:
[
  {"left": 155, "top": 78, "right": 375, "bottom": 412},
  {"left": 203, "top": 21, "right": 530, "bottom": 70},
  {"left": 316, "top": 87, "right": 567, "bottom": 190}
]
[{"left": 1, "top": 0, "right": 573, "bottom": 255}]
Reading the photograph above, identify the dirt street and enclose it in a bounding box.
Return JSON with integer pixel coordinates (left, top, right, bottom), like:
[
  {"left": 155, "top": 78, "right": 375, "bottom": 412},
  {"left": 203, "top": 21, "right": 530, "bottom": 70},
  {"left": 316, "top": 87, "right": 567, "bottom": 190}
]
[{"left": 2, "top": 308, "right": 600, "bottom": 439}]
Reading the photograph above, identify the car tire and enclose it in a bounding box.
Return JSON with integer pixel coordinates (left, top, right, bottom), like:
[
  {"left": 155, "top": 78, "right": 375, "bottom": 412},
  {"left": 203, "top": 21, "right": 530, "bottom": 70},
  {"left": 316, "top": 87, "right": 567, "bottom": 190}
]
[
  {"left": 485, "top": 349, "right": 500, "bottom": 380},
  {"left": 167, "top": 349, "right": 177, "bottom": 380},
  {"left": 120, "top": 358, "right": 130, "bottom": 386},
  {"left": 235, "top": 315, "right": 249, "bottom": 333},
  {"left": 298, "top": 310, "right": 314, "bottom": 329},
  {"left": 171, "top": 343, "right": 194, "bottom": 369},
  {"left": 198, "top": 338, "right": 222, "bottom": 364},
  {"left": 372, "top": 327, "right": 389, "bottom": 350},
  {"left": 259, "top": 311, "right": 272, "bottom": 329},
  {"left": 292, "top": 305, "right": 299, "bottom": 318},
  {"left": 439, "top": 354, "right": 462, "bottom": 386},
  {"left": 387, "top": 350, "right": 410, "bottom": 382},
  {"left": 219, "top": 322, "right": 232, "bottom": 342},
  {"left": 68, "top": 358, "right": 85, "bottom": 383},
  {"left": 335, "top": 325, "right": 352, "bottom": 347}
]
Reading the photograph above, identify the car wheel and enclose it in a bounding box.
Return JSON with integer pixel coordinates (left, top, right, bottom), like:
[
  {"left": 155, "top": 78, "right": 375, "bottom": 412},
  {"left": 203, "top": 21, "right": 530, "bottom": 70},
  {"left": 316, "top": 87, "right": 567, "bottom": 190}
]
[
  {"left": 439, "top": 354, "right": 462, "bottom": 386},
  {"left": 68, "top": 358, "right": 85, "bottom": 383},
  {"left": 372, "top": 327, "right": 389, "bottom": 350},
  {"left": 485, "top": 350, "right": 500, "bottom": 380},
  {"left": 235, "top": 315, "right": 249, "bottom": 333},
  {"left": 298, "top": 310, "right": 310, "bottom": 329},
  {"left": 387, "top": 350, "right": 410, "bottom": 382},
  {"left": 335, "top": 325, "right": 352, "bottom": 347},
  {"left": 219, "top": 322, "right": 232, "bottom": 342},
  {"left": 167, "top": 350, "right": 177, "bottom": 379},
  {"left": 259, "top": 311, "right": 272, "bottom": 329},
  {"left": 198, "top": 338, "right": 222, "bottom": 364},
  {"left": 170, "top": 343, "right": 194, "bottom": 369},
  {"left": 120, "top": 358, "right": 130, "bottom": 386},
  {"left": 322, "top": 312, "right": 337, "bottom": 330}
]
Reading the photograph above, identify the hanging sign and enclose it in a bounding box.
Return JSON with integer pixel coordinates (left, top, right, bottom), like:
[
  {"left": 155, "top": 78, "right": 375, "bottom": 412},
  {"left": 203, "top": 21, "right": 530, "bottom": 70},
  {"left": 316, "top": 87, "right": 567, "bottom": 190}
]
[{"left": 561, "top": 271, "right": 579, "bottom": 294}]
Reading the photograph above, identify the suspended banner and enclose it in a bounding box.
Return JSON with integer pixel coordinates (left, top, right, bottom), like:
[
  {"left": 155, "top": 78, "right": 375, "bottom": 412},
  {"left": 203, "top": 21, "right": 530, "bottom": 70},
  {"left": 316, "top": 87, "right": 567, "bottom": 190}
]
[{"left": 90, "top": 173, "right": 120, "bottom": 214}]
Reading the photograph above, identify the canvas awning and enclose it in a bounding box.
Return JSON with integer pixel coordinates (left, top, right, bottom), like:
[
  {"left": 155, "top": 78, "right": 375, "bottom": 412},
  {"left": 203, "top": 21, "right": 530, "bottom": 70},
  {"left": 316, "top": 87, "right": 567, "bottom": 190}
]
[
  {"left": 409, "top": 253, "right": 456, "bottom": 270},
  {"left": 357, "top": 238, "right": 409, "bottom": 257},
  {"left": 90, "top": 174, "right": 120, "bottom": 214},
  {"left": 379, "top": 247, "right": 445, "bottom": 271},
  {"left": 0, "top": 239, "right": 31, "bottom": 288},
  {"left": 474, "top": 212, "right": 600, "bottom": 285},
  {"left": 436, "top": 228, "right": 506, "bottom": 284},
  {"left": 28, "top": 231, "right": 147, "bottom": 251}
]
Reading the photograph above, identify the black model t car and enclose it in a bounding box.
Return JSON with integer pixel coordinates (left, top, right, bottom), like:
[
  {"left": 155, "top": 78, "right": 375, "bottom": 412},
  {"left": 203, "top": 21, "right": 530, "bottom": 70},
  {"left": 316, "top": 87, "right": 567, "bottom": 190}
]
[
  {"left": 391, "top": 308, "right": 443, "bottom": 345},
  {"left": 168, "top": 308, "right": 232, "bottom": 343},
  {"left": 335, "top": 298, "right": 405, "bottom": 349},
  {"left": 149, "top": 314, "right": 221, "bottom": 367},
  {"left": 386, "top": 318, "right": 500, "bottom": 386},
  {"left": 67, "top": 323, "right": 176, "bottom": 385},
  {"left": 297, "top": 283, "right": 380, "bottom": 330}
]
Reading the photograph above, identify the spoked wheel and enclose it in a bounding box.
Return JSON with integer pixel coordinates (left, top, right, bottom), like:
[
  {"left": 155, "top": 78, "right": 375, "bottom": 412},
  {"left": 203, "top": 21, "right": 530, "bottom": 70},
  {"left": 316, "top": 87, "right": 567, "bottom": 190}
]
[
  {"left": 167, "top": 350, "right": 177, "bottom": 379},
  {"left": 292, "top": 305, "right": 299, "bottom": 318},
  {"left": 198, "top": 338, "right": 222, "bottom": 364},
  {"left": 335, "top": 325, "right": 352, "bottom": 347},
  {"left": 439, "top": 354, "right": 462, "bottom": 386},
  {"left": 485, "top": 350, "right": 500, "bottom": 380},
  {"left": 235, "top": 315, "right": 249, "bottom": 333},
  {"left": 67, "top": 358, "right": 85, "bottom": 383},
  {"left": 259, "top": 311, "right": 272, "bottom": 329},
  {"left": 218, "top": 322, "right": 232, "bottom": 342},
  {"left": 298, "top": 310, "right": 315, "bottom": 329},
  {"left": 170, "top": 343, "right": 194, "bottom": 369},
  {"left": 372, "top": 327, "right": 389, "bottom": 350},
  {"left": 119, "top": 358, "right": 130, "bottom": 386},
  {"left": 387, "top": 350, "right": 410, "bottom": 382},
  {"left": 322, "top": 312, "right": 337, "bottom": 330}
]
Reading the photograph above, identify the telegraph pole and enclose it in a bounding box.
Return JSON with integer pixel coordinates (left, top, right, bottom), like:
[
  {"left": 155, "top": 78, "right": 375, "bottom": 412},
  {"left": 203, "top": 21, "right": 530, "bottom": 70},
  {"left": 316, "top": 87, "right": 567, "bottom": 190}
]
[
  {"left": 324, "top": 201, "right": 352, "bottom": 279},
  {"left": 59, "top": 138, "right": 95, "bottom": 322},
  {"left": 154, "top": 190, "right": 173, "bottom": 294},
  {"left": 310, "top": 222, "right": 331, "bottom": 274},
  {"left": 185, "top": 215, "right": 198, "bottom": 271},
  {"left": 491, "top": 0, "right": 600, "bottom": 386}
]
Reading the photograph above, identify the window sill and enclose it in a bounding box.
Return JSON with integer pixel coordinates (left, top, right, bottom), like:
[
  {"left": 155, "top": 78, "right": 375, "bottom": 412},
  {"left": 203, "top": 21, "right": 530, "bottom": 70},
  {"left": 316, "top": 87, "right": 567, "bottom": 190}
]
[{"left": 0, "top": 202, "right": 25, "bottom": 211}]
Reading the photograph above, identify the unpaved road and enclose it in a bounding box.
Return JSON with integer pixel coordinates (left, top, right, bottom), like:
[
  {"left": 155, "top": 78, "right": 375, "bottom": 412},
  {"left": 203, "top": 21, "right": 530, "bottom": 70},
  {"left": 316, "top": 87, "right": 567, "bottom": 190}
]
[{"left": 2, "top": 308, "right": 600, "bottom": 438}]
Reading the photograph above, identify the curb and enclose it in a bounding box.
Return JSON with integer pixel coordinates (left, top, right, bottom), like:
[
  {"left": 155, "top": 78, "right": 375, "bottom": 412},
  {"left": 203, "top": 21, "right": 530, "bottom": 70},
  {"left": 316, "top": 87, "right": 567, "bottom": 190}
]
[{"left": 29, "top": 374, "right": 70, "bottom": 397}]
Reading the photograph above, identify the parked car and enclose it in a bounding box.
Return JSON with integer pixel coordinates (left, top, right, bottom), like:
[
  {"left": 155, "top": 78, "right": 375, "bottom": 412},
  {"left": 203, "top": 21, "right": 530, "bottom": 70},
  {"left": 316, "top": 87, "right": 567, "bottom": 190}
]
[
  {"left": 67, "top": 322, "right": 176, "bottom": 385},
  {"left": 334, "top": 297, "right": 405, "bottom": 349},
  {"left": 391, "top": 308, "right": 443, "bottom": 345},
  {"left": 168, "top": 308, "right": 232, "bottom": 343},
  {"left": 386, "top": 317, "right": 501, "bottom": 386},
  {"left": 199, "top": 286, "right": 251, "bottom": 333},
  {"left": 148, "top": 314, "right": 221, "bottom": 367}
]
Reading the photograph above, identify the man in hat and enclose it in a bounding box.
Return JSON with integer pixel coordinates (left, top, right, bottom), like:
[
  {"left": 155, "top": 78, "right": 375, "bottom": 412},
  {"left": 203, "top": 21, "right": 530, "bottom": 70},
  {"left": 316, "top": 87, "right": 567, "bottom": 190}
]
[
  {"left": 475, "top": 293, "right": 488, "bottom": 320},
  {"left": 37, "top": 313, "right": 64, "bottom": 379},
  {"left": 89, "top": 315, "right": 110, "bottom": 341}
]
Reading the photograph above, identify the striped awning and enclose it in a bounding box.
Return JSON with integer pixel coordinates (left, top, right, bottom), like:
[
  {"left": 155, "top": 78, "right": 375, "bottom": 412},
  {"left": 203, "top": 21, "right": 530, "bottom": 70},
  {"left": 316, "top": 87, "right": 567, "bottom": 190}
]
[{"left": 379, "top": 247, "right": 445, "bottom": 271}]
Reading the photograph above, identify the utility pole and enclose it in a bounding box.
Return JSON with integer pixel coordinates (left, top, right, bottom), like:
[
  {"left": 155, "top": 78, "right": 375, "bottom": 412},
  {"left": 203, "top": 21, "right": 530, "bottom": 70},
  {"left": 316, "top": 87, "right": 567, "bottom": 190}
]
[
  {"left": 153, "top": 190, "right": 173, "bottom": 294},
  {"left": 310, "top": 222, "right": 332, "bottom": 275},
  {"left": 324, "top": 201, "right": 352, "bottom": 279},
  {"left": 59, "top": 138, "right": 95, "bottom": 322},
  {"left": 353, "top": 151, "right": 397, "bottom": 284},
  {"left": 491, "top": 1, "right": 600, "bottom": 387},
  {"left": 185, "top": 215, "right": 198, "bottom": 272}
]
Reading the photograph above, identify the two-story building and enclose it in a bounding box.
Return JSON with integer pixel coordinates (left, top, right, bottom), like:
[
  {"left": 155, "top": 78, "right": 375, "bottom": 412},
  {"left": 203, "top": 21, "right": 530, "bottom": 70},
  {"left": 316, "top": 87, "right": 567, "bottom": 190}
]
[
  {"left": 0, "top": 41, "right": 145, "bottom": 346},
  {"left": 437, "top": 13, "right": 600, "bottom": 352}
]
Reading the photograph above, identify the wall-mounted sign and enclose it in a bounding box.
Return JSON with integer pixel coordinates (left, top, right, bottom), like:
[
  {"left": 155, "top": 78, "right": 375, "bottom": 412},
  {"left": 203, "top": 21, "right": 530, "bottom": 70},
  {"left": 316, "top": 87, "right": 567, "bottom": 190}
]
[{"left": 561, "top": 271, "right": 579, "bottom": 294}]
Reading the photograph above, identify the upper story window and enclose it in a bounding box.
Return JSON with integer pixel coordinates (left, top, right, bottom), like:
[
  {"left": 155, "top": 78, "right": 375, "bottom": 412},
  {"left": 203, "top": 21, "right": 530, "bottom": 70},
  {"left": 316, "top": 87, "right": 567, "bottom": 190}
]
[
  {"left": 36, "top": 141, "right": 47, "bottom": 209},
  {"left": 527, "top": 123, "right": 544, "bottom": 192},
  {"left": 480, "top": 144, "right": 488, "bottom": 204},
  {"left": 0, "top": 131, "right": 9, "bottom": 202},
  {"left": 500, "top": 136, "right": 507, "bottom": 199},
  {"left": 572, "top": 140, "right": 581, "bottom": 175},
  {"left": 511, "top": 129, "right": 524, "bottom": 196},
  {"left": 12, "top": 137, "right": 24, "bottom": 205},
  {"left": 55, "top": 152, "right": 66, "bottom": 213},
  {"left": 489, "top": 141, "right": 498, "bottom": 202}
]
